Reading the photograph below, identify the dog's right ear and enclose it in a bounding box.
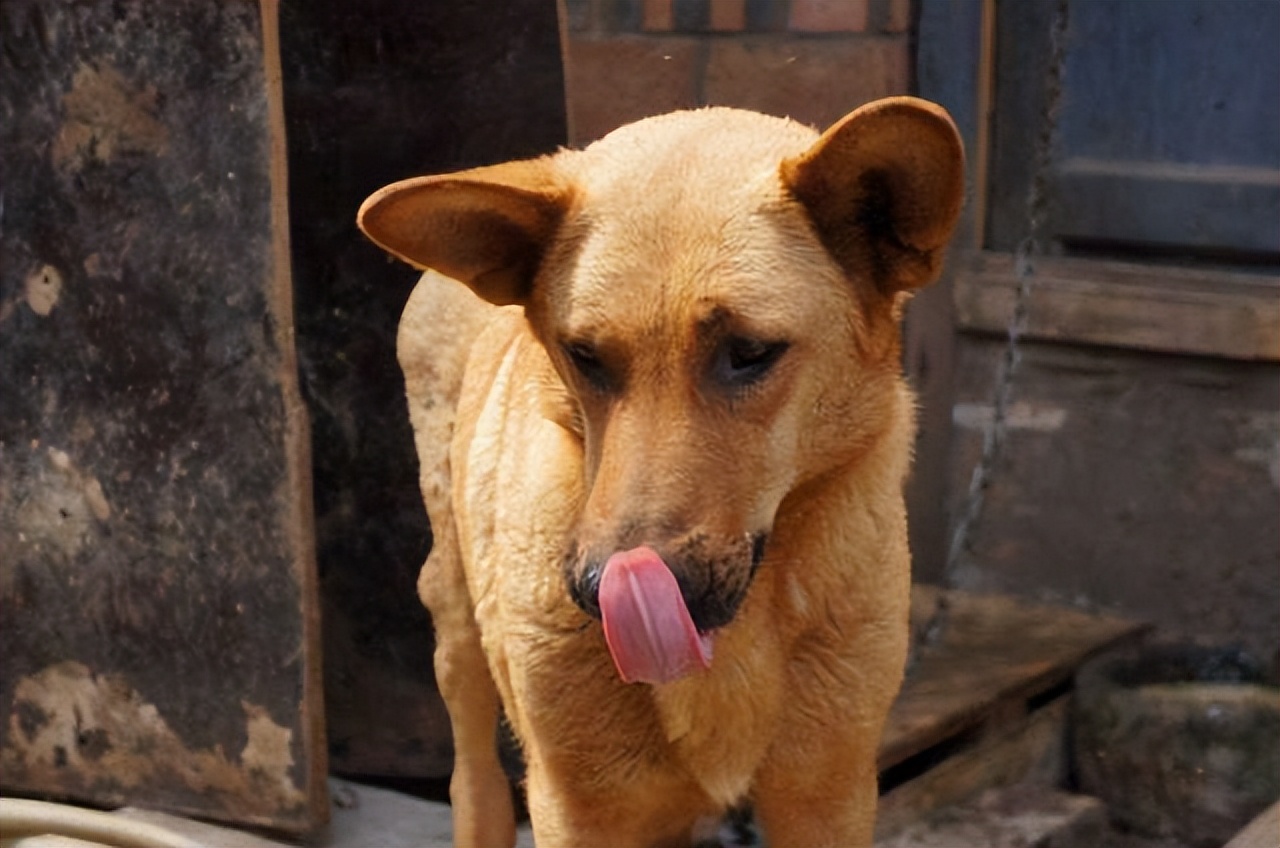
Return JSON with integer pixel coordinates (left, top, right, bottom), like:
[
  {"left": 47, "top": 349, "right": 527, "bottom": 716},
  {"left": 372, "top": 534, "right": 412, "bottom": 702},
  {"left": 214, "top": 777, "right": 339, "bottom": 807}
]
[
  {"left": 781, "top": 97, "right": 965, "bottom": 294},
  {"left": 357, "top": 157, "right": 572, "bottom": 306}
]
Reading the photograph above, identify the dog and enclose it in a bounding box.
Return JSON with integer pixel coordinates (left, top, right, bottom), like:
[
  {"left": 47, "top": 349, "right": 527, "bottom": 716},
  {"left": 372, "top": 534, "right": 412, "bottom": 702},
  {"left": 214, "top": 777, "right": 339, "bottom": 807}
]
[{"left": 357, "top": 96, "right": 963, "bottom": 847}]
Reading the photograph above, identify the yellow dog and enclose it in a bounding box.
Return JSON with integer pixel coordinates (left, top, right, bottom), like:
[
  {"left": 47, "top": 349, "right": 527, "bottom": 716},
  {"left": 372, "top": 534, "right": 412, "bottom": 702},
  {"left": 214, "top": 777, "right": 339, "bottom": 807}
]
[{"left": 358, "top": 96, "right": 963, "bottom": 847}]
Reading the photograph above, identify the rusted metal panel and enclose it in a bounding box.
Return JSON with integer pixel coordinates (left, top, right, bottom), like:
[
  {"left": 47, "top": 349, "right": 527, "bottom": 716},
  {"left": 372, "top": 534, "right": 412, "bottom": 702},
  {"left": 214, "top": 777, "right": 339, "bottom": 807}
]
[
  {"left": 0, "top": 0, "right": 326, "bottom": 832},
  {"left": 277, "top": 0, "right": 567, "bottom": 777}
]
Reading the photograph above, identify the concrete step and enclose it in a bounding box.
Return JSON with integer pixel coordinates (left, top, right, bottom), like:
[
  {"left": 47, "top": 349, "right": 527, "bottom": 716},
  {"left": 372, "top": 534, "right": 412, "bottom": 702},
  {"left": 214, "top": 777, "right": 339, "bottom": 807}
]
[{"left": 875, "top": 785, "right": 1107, "bottom": 848}]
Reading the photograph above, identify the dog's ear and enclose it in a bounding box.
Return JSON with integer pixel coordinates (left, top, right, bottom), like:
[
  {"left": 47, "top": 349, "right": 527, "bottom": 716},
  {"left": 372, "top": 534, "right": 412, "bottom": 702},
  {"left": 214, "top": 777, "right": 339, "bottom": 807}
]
[
  {"left": 782, "top": 96, "right": 965, "bottom": 293},
  {"left": 357, "top": 157, "right": 572, "bottom": 306}
]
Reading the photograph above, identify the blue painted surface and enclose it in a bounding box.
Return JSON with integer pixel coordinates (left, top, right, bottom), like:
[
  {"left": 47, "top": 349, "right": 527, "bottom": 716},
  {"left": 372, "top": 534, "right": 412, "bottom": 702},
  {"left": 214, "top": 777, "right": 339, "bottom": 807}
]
[
  {"left": 1051, "top": 0, "right": 1280, "bottom": 253},
  {"left": 1057, "top": 0, "right": 1279, "bottom": 169},
  {"left": 953, "top": 0, "right": 1280, "bottom": 256}
]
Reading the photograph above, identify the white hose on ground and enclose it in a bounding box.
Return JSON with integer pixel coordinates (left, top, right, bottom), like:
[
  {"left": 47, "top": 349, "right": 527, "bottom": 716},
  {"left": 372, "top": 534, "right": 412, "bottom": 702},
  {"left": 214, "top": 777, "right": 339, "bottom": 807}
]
[{"left": 0, "top": 798, "right": 204, "bottom": 848}]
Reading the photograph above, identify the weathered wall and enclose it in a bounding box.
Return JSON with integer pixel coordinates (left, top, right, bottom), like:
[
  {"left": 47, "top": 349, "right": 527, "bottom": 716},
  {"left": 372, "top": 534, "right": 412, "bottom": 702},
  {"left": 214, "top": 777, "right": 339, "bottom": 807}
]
[
  {"left": 946, "top": 337, "right": 1280, "bottom": 664},
  {"left": 923, "top": 0, "right": 1280, "bottom": 664}
]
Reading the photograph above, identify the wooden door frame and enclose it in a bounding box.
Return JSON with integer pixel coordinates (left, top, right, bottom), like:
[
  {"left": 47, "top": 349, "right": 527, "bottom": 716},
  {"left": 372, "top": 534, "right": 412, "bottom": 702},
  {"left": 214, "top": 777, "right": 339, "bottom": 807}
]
[{"left": 905, "top": 0, "right": 993, "bottom": 584}]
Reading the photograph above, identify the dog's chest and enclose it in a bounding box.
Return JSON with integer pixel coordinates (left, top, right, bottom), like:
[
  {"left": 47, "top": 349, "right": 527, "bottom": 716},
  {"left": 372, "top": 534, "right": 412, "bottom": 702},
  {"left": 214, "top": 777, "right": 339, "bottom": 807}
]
[{"left": 651, "top": 623, "right": 785, "bottom": 806}]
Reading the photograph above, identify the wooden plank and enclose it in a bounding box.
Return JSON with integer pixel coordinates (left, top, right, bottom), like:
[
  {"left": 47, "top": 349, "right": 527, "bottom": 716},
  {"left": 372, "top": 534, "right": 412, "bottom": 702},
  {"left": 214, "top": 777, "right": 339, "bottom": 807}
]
[
  {"left": 1051, "top": 158, "right": 1280, "bottom": 254},
  {"left": 984, "top": 0, "right": 1058, "bottom": 254},
  {"left": 945, "top": 335, "right": 1280, "bottom": 670},
  {"left": 986, "top": 0, "right": 1280, "bottom": 258},
  {"left": 876, "top": 696, "right": 1070, "bottom": 838},
  {"left": 907, "top": 0, "right": 989, "bottom": 582},
  {"left": 971, "top": 0, "right": 997, "bottom": 252},
  {"left": 0, "top": 0, "right": 325, "bottom": 833},
  {"left": 880, "top": 587, "right": 1145, "bottom": 770},
  {"left": 1053, "top": 2, "right": 1280, "bottom": 170},
  {"left": 954, "top": 252, "right": 1280, "bottom": 361}
]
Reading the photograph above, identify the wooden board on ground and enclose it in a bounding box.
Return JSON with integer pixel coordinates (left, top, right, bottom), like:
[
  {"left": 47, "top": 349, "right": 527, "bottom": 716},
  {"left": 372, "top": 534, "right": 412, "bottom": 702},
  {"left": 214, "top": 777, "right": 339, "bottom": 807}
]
[
  {"left": 882, "top": 586, "right": 1147, "bottom": 771},
  {"left": 877, "top": 696, "right": 1069, "bottom": 837},
  {"left": 0, "top": 0, "right": 325, "bottom": 833}
]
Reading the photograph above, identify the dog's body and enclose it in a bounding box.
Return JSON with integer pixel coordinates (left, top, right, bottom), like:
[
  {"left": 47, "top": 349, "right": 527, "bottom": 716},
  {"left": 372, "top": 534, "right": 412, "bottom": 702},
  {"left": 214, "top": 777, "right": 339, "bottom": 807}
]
[{"left": 360, "top": 99, "right": 964, "bottom": 847}]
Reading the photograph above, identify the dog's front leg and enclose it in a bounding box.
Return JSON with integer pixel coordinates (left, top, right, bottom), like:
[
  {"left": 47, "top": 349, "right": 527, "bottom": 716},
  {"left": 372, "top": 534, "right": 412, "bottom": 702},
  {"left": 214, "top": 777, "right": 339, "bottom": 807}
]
[
  {"left": 749, "top": 629, "right": 902, "bottom": 848},
  {"left": 419, "top": 523, "right": 516, "bottom": 848},
  {"left": 751, "top": 738, "right": 881, "bottom": 848},
  {"left": 434, "top": 630, "right": 515, "bottom": 848},
  {"left": 523, "top": 755, "right": 709, "bottom": 848}
]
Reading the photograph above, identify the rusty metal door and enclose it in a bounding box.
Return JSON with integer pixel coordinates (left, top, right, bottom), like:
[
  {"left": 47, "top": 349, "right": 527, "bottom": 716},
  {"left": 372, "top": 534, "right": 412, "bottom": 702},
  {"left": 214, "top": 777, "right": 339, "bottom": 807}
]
[{"left": 1, "top": 0, "right": 327, "bottom": 832}]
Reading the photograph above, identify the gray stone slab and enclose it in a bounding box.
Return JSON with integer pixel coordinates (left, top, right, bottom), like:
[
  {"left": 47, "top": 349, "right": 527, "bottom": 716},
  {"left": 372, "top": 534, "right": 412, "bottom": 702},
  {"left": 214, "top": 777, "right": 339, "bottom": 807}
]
[{"left": 876, "top": 786, "right": 1107, "bottom": 848}]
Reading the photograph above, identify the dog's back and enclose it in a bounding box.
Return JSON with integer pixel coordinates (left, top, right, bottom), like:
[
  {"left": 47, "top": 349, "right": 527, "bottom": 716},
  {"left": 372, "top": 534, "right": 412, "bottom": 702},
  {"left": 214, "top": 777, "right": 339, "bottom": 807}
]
[{"left": 398, "top": 270, "right": 494, "bottom": 568}]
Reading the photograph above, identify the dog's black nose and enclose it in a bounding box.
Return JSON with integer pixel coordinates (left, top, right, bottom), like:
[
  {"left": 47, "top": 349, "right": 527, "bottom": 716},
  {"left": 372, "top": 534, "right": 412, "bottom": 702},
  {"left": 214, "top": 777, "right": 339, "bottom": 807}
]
[{"left": 567, "top": 560, "right": 603, "bottom": 620}]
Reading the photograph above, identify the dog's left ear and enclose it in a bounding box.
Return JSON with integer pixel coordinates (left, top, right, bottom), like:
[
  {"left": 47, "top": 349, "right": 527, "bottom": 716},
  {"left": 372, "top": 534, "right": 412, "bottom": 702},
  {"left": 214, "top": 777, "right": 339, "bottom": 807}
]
[
  {"left": 357, "top": 156, "right": 572, "bottom": 306},
  {"left": 782, "top": 96, "right": 965, "bottom": 293}
]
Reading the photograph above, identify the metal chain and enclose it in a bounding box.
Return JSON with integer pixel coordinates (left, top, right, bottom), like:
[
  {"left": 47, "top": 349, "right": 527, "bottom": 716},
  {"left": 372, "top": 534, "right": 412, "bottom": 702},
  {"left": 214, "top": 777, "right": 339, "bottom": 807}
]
[{"left": 924, "top": 0, "right": 1072, "bottom": 648}]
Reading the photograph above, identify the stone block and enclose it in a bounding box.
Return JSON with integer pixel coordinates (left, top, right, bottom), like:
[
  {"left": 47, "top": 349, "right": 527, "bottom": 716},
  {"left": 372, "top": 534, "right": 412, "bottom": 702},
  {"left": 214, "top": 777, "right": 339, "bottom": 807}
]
[
  {"left": 789, "top": 0, "right": 870, "bottom": 32},
  {"left": 877, "top": 786, "right": 1108, "bottom": 848},
  {"left": 565, "top": 35, "right": 703, "bottom": 144},
  {"left": 1074, "top": 644, "right": 1280, "bottom": 847},
  {"left": 704, "top": 36, "right": 910, "bottom": 129}
]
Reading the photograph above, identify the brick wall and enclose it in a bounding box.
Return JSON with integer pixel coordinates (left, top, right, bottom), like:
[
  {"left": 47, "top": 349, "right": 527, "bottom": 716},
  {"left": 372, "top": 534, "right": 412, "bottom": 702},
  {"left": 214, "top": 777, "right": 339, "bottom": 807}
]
[{"left": 563, "top": 0, "right": 915, "bottom": 144}]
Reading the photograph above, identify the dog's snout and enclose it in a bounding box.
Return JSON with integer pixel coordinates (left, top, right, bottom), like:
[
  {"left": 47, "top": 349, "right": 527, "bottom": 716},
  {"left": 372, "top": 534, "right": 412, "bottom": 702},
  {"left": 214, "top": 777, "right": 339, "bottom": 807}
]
[{"left": 564, "top": 533, "right": 769, "bottom": 632}]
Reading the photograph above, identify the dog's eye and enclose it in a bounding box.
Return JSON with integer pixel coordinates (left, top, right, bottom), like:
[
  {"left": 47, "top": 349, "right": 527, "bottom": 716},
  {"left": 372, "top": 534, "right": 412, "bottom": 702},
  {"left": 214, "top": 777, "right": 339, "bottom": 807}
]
[
  {"left": 717, "top": 337, "right": 790, "bottom": 387},
  {"left": 563, "top": 342, "right": 615, "bottom": 392}
]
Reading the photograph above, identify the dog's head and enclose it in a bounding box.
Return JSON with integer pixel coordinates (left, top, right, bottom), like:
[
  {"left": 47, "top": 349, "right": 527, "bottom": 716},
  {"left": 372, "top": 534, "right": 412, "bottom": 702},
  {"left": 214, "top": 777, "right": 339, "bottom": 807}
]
[{"left": 360, "top": 98, "right": 963, "bottom": 648}]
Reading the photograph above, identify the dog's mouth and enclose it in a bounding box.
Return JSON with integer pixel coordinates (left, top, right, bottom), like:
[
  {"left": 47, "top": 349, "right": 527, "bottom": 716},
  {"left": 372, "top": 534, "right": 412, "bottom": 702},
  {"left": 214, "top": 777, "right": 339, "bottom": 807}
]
[{"left": 566, "top": 535, "right": 766, "bottom": 685}]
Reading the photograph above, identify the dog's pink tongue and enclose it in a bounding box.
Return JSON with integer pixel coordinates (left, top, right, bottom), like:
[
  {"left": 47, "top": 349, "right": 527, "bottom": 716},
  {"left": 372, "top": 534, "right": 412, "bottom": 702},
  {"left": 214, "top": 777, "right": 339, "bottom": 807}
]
[{"left": 599, "top": 547, "right": 712, "bottom": 684}]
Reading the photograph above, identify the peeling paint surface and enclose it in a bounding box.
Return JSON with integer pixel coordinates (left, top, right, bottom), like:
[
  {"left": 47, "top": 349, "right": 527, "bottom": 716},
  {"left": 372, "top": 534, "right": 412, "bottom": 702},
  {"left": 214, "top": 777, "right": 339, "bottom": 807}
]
[
  {"left": 3, "top": 663, "right": 304, "bottom": 817},
  {"left": 1219, "top": 410, "right": 1280, "bottom": 490},
  {"left": 51, "top": 64, "right": 170, "bottom": 173},
  {"left": 8, "top": 447, "right": 110, "bottom": 562},
  {"left": 23, "top": 265, "right": 63, "bottom": 317}
]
